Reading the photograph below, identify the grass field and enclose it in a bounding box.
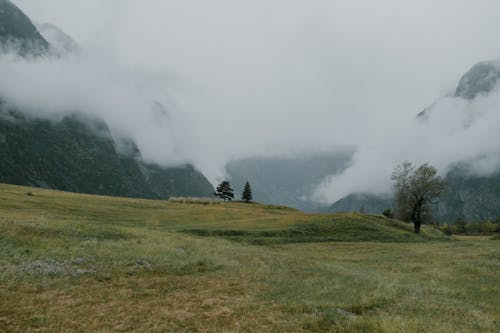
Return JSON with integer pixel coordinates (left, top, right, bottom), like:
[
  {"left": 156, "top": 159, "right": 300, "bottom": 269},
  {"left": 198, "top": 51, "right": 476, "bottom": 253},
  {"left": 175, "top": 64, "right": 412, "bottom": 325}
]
[{"left": 0, "top": 183, "right": 499, "bottom": 332}]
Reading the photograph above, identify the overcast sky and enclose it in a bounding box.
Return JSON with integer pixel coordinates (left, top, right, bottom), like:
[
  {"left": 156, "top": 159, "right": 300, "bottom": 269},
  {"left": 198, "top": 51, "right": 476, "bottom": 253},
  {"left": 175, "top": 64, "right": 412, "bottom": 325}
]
[{"left": 4, "top": 0, "right": 500, "bottom": 203}]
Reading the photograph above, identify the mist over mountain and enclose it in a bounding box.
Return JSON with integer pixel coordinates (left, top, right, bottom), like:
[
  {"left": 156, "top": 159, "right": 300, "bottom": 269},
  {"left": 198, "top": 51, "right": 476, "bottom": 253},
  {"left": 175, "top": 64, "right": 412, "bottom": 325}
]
[
  {"left": 0, "top": 0, "right": 48, "bottom": 54},
  {"left": 0, "top": 0, "right": 213, "bottom": 199},
  {"left": 330, "top": 60, "right": 500, "bottom": 222},
  {"left": 455, "top": 61, "right": 500, "bottom": 100},
  {"left": 419, "top": 61, "right": 500, "bottom": 118},
  {"left": 330, "top": 193, "right": 393, "bottom": 214},
  {"left": 226, "top": 151, "right": 352, "bottom": 211},
  {"left": 0, "top": 105, "right": 213, "bottom": 198},
  {"left": 2, "top": 0, "right": 500, "bottom": 215}
]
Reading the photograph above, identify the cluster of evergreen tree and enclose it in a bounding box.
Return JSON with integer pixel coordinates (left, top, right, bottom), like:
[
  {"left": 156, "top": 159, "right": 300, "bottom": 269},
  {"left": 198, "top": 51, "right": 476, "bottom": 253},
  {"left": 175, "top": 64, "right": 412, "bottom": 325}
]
[{"left": 214, "top": 180, "right": 253, "bottom": 203}]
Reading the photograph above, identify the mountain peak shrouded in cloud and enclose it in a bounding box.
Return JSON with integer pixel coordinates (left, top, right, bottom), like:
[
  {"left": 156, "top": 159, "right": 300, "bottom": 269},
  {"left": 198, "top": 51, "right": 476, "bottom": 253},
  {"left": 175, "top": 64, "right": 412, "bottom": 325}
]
[
  {"left": 0, "top": 0, "right": 79, "bottom": 56},
  {"left": 0, "top": 2, "right": 214, "bottom": 199},
  {"left": 315, "top": 56, "right": 500, "bottom": 206},
  {"left": 455, "top": 60, "right": 500, "bottom": 100},
  {"left": 419, "top": 59, "right": 500, "bottom": 118},
  {"left": 0, "top": 0, "right": 48, "bottom": 54},
  {"left": 329, "top": 59, "right": 500, "bottom": 221},
  {"left": 3, "top": 0, "right": 500, "bottom": 208}
]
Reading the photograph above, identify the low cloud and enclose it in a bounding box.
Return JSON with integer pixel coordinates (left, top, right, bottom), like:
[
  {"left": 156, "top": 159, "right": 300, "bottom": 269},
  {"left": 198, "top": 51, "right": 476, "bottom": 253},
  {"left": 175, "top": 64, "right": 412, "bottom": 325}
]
[
  {"left": 313, "top": 86, "right": 500, "bottom": 203},
  {"left": 0, "top": 50, "right": 190, "bottom": 167},
  {"left": 3, "top": 0, "right": 500, "bottom": 196}
]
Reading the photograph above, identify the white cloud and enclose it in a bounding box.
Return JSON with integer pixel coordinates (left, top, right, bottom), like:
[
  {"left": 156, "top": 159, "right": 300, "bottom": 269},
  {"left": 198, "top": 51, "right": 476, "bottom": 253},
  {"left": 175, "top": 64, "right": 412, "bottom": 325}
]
[{"left": 4, "top": 0, "right": 500, "bottom": 194}]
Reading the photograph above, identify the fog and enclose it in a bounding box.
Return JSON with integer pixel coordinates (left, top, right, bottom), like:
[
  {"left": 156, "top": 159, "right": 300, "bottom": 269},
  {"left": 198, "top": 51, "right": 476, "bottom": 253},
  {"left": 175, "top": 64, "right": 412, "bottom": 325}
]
[{"left": 4, "top": 0, "right": 500, "bottom": 203}]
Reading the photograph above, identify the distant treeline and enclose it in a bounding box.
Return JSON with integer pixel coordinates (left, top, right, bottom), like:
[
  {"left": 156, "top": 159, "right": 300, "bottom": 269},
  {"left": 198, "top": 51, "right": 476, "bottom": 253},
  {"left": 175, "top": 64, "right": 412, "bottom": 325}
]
[{"left": 439, "top": 218, "right": 500, "bottom": 235}]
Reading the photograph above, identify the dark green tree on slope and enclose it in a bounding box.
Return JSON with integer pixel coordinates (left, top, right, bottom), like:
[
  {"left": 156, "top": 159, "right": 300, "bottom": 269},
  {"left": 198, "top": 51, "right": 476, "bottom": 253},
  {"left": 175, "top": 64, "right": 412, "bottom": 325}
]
[
  {"left": 241, "top": 181, "right": 253, "bottom": 203},
  {"left": 215, "top": 180, "right": 234, "bottom": 201}
]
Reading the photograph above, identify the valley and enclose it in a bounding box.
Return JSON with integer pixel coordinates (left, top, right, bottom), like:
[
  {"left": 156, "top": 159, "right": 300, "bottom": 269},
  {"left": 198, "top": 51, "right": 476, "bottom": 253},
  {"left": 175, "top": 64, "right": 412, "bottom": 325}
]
[{"left": 1, "top": 1, "right": 500, "bottom": 331}]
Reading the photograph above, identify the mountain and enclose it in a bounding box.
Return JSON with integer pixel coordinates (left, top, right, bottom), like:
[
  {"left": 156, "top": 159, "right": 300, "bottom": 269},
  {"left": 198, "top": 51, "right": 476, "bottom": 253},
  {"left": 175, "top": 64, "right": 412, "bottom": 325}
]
[
  {"left": 329, "top": 193, "right": 393, "bottom": 214},
  {"left": 330, "top": 168, "right": 500, "bottom": 222},
  {"left": 419, "top": 60, "right": 500, "bottom": 117},
  {"left": 229, "top": 61, "right": 500, "bottom": 215},
  {"left": 331, "top": 60, "right": 500, "bottom": 222},
  {"left": 435, "top": 165, "right": 500, "bottom": 222},
  {"left": 455, "top": 60, "right": 500, "bottom": 99},
  {"left": 0, "top": 105, "right": 214, "bottom": 199},
  {"left": 423, "top": 61, "right": 500, "bottom": 221},
  {"left": 0, "top": 0, "right": 214, "bottom": 199},
  {"left": 0, "top": 0, "right": 49, "bottom": 55},
  {"left": 226, "top": 151, "right": 352, "bottom": 212}
]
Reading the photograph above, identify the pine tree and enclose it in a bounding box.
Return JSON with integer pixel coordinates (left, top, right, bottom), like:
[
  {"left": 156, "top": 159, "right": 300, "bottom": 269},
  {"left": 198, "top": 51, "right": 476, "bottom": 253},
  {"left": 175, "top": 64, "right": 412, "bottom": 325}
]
[
  {"left": 241, "top": 181, "right": 253, "bottom": 203},
  {"left": 215, "top": 180, "right": 234, "bottom": 201}
]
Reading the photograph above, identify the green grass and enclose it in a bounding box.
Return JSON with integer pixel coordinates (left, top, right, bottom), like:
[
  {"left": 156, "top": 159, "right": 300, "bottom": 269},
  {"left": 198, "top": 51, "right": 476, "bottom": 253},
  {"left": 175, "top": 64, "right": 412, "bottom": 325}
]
[
  {"left": 181, "top": 214, "right": 444, "bottom": 245},
  {"left": 0, "top": 183, "right": 499, "bottom": 332}
]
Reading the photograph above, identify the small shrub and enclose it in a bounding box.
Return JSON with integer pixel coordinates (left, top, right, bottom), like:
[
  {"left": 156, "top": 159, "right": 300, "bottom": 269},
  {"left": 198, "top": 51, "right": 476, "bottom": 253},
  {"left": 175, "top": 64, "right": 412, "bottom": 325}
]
[
  {"left": 440, "top": 224, "right": 453, "bottom": 235},
  {"left": 382, "top": 209, "right": 394, "bottom": 219}
]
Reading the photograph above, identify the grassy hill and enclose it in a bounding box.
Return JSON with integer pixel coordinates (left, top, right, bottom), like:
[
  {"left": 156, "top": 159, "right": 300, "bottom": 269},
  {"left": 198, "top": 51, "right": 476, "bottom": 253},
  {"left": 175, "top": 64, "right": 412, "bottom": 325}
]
[{"left": 1, "top": 183, "right": 499, "bottom": 332}]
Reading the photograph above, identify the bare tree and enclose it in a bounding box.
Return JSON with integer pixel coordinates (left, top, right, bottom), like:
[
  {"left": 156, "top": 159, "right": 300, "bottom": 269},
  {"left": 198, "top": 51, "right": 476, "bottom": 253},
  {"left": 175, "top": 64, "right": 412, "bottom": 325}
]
[{"left": 392, "top": 161, "right": 446, "bottom": 233}]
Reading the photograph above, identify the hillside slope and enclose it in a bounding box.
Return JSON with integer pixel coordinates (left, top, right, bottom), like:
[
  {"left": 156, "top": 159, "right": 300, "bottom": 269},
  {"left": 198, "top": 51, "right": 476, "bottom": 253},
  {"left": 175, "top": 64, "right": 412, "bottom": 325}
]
[
  {"left": 0, "top": 183, "right": 445, "bottom": 242},
  {"left": 0, "top": 108, "right": 214, "bottom": 199}
]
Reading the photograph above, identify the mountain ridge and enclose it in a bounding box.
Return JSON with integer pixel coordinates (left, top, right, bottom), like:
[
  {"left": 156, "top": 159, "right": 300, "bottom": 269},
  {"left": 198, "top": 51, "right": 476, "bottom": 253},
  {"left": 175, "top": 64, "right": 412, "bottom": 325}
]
[
  {"left": 0, "top": 0, "right": 214, "bottom": 200},
  {"left": 0, "top": 0, "right": 49, "bottom": 55},
  {"left": 0, "top": 105, "right": 214, "bottom": 199},
  {"left": 455, "top": 60, "right": 500, "bottom": 99}
]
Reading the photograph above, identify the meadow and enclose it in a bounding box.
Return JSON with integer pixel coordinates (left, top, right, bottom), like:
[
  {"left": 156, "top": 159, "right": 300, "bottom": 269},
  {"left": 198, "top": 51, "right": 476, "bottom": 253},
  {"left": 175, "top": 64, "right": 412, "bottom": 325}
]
[{"left": 0, "top": 183, "right": 499, "bottom": 332}]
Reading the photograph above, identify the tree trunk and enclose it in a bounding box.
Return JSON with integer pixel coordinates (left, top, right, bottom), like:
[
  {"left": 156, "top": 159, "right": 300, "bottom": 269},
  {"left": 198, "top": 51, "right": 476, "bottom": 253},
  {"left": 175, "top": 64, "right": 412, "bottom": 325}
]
[
  {"left": 412, "top": 198, "right": 424, "bottom": 234},
  {"left": 414, "top": 221, "right": 421, "bottom": 233}
]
